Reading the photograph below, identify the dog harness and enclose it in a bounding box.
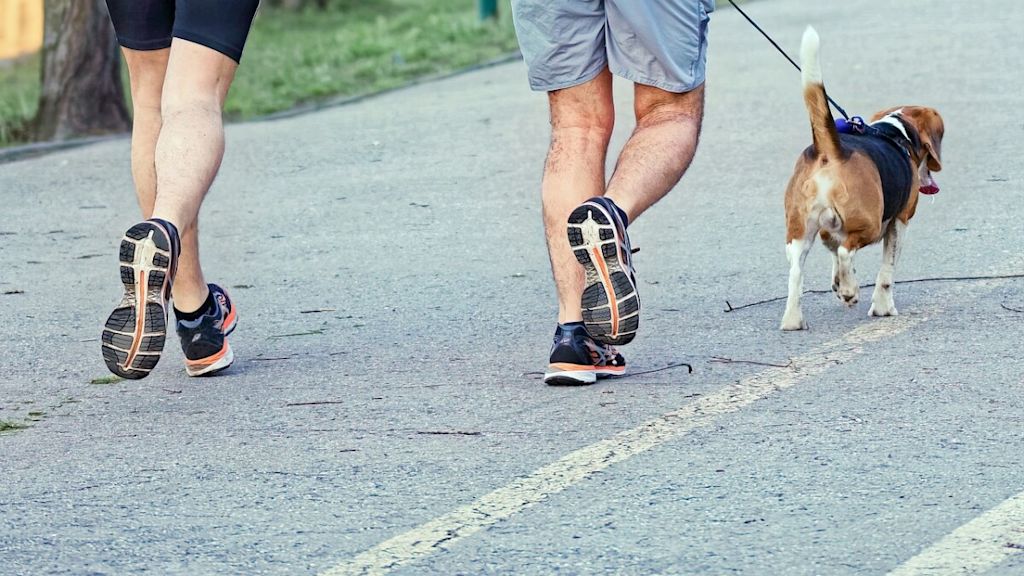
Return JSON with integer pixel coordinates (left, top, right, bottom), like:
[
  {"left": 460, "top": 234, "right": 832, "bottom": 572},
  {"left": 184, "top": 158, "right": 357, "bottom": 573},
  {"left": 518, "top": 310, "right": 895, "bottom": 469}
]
[{"left": 835, "top": 116, "right": 920, "bottom": 222}]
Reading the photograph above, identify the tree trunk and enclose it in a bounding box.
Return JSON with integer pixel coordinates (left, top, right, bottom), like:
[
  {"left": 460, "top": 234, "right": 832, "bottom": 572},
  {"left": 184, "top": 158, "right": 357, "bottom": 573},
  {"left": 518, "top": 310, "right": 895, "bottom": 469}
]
[{"left": 31, "top": 0, "right": 130, "bottom": 141}]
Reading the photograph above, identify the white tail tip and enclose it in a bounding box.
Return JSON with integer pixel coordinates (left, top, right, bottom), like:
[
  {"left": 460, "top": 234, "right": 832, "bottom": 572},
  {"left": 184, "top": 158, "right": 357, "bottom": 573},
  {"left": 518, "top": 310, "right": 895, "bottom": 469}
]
[{"left": 800, "top": 25, "right": 821, "bottom": 85}]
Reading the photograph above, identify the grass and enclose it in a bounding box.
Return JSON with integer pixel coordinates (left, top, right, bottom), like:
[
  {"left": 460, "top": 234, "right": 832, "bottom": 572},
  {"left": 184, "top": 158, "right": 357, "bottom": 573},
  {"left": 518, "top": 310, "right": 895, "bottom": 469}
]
[
  {"left": 0, "top": 54, "right": 40, "bottom": 146},
  {"left": 89, "top": 375, "right": 123, "bottom": 385},
  {"left": 228, "top": 0, "right": 519, "bottom": 117},
  {"left": 0, "top": 0, "right": 518, "bottom": 147},
  {"left": 0, "top": 419, "right": 30, "bottom": 433}
]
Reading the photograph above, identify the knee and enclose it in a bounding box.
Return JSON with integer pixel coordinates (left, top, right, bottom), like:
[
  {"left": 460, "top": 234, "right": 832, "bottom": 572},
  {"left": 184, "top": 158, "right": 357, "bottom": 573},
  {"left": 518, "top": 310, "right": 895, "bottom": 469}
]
[
  {"left": 161, "top": 79, "right": 228, "bottom": 121},
  {"left": 159, "top": 91, "right": 222, "bottom": 123},
  {"left": 549, "top": 101, "right": 614, "bottom": 146},
  {"left": 635, "top": 84, "right": 705, "bottom": 129}
]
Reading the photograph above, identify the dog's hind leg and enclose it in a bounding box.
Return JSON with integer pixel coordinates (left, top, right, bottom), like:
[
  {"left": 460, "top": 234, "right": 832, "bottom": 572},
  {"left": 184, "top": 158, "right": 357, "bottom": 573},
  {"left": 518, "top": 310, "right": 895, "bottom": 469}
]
[
  {"left": 869, "top": 220, "right": 904, "bottom": 317},
  {"left": 781, "top": 232, "right": 815, "bottom": 331},
  {"left": 830, "top": 250, "right": 841, "bottom": 295},
  {"left": 835, "top": 244, "right": 860, "bottom": 306}
]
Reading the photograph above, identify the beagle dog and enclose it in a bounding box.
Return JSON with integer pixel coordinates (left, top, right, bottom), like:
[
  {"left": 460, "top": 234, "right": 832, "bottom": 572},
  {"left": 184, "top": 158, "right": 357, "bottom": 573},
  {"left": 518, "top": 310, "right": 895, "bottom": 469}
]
[{"left": 780, "top": 26, "right": 945, "bottom": 330}]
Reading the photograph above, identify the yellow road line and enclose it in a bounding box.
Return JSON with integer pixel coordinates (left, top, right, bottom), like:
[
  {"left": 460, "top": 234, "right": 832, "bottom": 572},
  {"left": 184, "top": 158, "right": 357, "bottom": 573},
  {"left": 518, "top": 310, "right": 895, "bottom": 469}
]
[
  {"left": 322, "top": 311, "right": 928, "bottom": 576},
  {"left": 887, "top": 492, "right": 1024, "bottom": 575}
]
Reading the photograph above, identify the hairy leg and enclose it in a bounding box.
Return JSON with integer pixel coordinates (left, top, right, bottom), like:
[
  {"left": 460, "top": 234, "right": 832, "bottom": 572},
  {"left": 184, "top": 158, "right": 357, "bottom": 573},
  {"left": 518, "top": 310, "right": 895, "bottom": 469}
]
[
  {"left": 121, "top": 48, "right": 169, "bottom": 216},
  {"left": 543, "top": 69, "right": 615, "bottom": 323},
  {"left": 605, "top": 83, "right": 705, "bottom": 221},
  {"left": 120, "top": 48, "right": 204, "bottom": 312},
  {"left": 150, "top": 39, "right": 238, "bottom": 311}
]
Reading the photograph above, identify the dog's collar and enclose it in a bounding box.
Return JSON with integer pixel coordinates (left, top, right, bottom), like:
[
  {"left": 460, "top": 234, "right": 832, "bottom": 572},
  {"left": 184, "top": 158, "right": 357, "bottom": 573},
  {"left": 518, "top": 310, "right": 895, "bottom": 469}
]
[
  {"left": 836, "top": 115, "right": 938, "bottom": 195},
  {"left": 871, "top": 114, "right": 921, "bottom": 159},
  {"left": 837, "top": 115, "right": 916, "bottom": 159}
]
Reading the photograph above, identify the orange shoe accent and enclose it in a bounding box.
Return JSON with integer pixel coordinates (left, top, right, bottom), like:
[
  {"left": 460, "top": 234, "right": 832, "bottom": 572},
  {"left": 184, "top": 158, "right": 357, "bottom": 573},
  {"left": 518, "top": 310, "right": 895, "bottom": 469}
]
[
  {"left": 548, "top": 362, "right": 625, "bottom": 374},
  {"left": 222, "top": 304, "right": 237, "bottom": 331},
  {"left": 185, "top": 340, "right": 229, "bottom": 367},
  {"left": 591, "top": 245, "right": 619, "bottom": 337},
  {"left": 123, "top": 269, "right": 148, "bottom": 371},
  {"left": 549, "top": 362, "right": 600, "bottom": 372}
]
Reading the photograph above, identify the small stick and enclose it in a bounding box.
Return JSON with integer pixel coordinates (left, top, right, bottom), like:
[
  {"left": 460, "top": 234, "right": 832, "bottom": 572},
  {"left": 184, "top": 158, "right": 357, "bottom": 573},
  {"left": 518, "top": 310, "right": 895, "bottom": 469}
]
[
  {"left": 629, "top": 361, "right": 694, "bottom": 376},
  {"left": 709, "top": 356, "right": 793, "bottom": 368},
  {"left": 269, "top": 329, "right": 324, "bottom": 338},
  {"left": 285, "top": 400, "right": 345, "bottom": 407},
  {"left": 300, "top": 308, "right": 337, "bottom": 314}
]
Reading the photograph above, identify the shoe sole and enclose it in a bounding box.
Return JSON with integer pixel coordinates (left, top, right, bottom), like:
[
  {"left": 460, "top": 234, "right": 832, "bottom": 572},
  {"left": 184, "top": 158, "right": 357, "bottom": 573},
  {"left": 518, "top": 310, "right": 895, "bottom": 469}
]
[
  {"left": 567, "top": 202, "right": 639, "bottom": 346},
  {"left": 544, "top": 363, "right": 626, "bottom": 386},
  {"left": 101, "top": 222, "right": 174, "bottom": 380}
]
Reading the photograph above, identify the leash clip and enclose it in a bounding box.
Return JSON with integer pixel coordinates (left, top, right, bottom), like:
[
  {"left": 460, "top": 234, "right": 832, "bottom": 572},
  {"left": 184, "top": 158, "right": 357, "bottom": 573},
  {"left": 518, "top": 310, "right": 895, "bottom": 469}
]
[{"left": 835, "top": 115, "right": 866, "bottom": 135}]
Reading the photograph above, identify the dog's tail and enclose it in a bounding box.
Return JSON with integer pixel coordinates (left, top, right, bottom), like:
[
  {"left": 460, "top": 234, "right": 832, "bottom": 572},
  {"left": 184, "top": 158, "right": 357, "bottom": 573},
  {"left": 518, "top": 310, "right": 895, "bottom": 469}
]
[{"left": 800, "top": 26, "right": 840, "bottom": 159}]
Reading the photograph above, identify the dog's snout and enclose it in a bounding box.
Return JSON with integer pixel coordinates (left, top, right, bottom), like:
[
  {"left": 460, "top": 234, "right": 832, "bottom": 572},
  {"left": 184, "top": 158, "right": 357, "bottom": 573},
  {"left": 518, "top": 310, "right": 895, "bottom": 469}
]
[{"left": 842, "top": 293, "right": 857, "bottom": 304}]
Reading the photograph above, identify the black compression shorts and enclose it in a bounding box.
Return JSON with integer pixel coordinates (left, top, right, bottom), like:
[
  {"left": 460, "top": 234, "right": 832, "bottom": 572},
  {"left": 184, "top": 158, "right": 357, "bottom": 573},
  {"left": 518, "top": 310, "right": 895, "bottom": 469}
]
[{"left": 105, "top": 0, "right": 260, "bottom": 63}]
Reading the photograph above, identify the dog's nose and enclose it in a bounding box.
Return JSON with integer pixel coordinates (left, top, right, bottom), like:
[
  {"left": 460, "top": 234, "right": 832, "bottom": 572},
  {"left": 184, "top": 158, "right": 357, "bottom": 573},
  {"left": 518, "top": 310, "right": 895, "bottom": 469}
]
[{"left": 842, "top": 293, "right": 857, "bottom": 303}]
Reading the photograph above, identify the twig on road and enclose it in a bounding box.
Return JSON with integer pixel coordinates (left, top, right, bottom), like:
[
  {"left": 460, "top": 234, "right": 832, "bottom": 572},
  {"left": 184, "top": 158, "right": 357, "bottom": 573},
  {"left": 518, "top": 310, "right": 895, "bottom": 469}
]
[
  {"left": 300, "top": 308, "right": 337, "bottom": 314},
  {"left": 415, "top": 430, "right": 483, "bottom": 436},
  {"left": 709, "top": 356, "right": 793, "bottom": 368},
  {"left": 268, "top": 329, "right": 324, "bottom": 338},
  {"left": 523, "top": 360, "right": 693, "bottom": 380},
  {"left": 724, "top": 273, "right": 1024, "bottom": 313},
  {"left": 285, "top": 400, "right": 345, "bottom": 407},
  {"left": 629, "top": 361, "right": 694, "bottom": 376},
  {"left": 1001, "top": 303, "right": 1024, "bottom": 313}
]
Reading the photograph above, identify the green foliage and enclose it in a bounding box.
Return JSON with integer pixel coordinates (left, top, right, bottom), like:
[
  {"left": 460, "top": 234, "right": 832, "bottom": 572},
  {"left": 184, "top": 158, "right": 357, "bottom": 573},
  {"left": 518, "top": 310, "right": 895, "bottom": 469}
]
[
  {"left": 226, "top": 0, "right": 518, "bottom": 117},
  {"left": 0, "top": 1, "right": 518, "bottom": 146},
  {"left": 0, "top": 55, "right": 40, "bottom": 146}
]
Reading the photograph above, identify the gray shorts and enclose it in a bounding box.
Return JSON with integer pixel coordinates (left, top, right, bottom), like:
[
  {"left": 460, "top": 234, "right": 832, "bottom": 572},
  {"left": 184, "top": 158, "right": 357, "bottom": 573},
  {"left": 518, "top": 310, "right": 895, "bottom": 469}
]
[{"left": 511, "top": 0, "right": 714, "bottom": 93}]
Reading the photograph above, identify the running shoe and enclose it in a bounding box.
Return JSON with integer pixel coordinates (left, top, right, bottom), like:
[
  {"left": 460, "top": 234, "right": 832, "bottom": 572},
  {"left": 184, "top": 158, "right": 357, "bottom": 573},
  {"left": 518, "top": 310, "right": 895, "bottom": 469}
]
[
  {"left": 176, "top": 283, "right": 237, "bottom": 377},
  {"left": 566, "top": 197, "right": 640, "bottom": 345},
  {"left": 544, "top": 323, "right": 626, "bottom": 385},
  {"left": 101, "top": 219, "right": 180, "bottom": 379}
]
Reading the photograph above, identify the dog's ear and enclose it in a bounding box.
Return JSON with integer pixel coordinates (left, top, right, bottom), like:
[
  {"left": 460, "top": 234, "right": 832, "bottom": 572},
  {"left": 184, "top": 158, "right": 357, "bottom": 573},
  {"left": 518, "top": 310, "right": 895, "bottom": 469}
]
[
  {"left": 909, "top": 107, "right": 944, "bottom": 172},
  {"left": 922, "top": 122, "right": 943, "bottom": 172}
]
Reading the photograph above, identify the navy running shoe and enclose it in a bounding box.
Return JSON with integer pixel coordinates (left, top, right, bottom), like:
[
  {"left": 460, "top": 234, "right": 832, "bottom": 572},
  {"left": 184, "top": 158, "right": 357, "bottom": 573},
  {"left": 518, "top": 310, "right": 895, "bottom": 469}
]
[
  {"left": 544, "top": 323, "right": 626, "bottom": 386},
  {"left": 101, "top": 219, "right": 180, "bottom": 379},
  {"left": 566, "top": 197, "right": 640, "bottom": 345},
  {"left": 176, "top": 283, "right": 237, "bottom": 377}
]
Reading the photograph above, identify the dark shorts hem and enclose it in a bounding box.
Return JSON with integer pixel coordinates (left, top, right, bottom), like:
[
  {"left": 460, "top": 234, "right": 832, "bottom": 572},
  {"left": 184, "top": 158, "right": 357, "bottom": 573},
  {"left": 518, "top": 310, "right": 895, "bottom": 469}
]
[
  {"left": 172, "top": 29, "right": 245, "bottom": 63},
  {"left": 117, "top": 36, "right": 174, "bottom": 52}
]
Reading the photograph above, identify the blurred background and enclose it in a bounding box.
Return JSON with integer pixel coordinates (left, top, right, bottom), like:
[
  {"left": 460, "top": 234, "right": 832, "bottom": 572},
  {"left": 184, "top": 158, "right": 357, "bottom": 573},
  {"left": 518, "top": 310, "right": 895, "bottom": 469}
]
[{"left": 0, "top": 0, "right": 517, "bottom": 147}]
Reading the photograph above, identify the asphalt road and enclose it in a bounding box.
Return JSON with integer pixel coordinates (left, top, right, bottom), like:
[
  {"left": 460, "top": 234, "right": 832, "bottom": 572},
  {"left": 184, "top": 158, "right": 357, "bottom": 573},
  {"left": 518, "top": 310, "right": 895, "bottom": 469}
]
[{"left": 1, "top": 1, "right": 1023, "bottom": 574}]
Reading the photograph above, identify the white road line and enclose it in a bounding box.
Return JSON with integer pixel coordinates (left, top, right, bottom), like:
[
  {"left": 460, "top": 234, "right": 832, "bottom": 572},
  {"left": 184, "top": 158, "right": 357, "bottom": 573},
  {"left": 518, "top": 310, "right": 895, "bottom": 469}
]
[
  {"left": 887, "top": 491, "right": 1024, "bottom": 576},
  {"left": 322, "top": 312, "right": 928, "bottom": 576}
]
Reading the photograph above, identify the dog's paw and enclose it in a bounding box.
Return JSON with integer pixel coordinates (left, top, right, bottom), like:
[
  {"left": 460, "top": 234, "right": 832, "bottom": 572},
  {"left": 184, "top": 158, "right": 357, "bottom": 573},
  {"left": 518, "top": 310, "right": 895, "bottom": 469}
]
[
  {"left": 868, "top": 302, "right": 898, "bottom": 317},
  {"left": 780, "top": 316, "right": 808, "bottom": 331}
]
